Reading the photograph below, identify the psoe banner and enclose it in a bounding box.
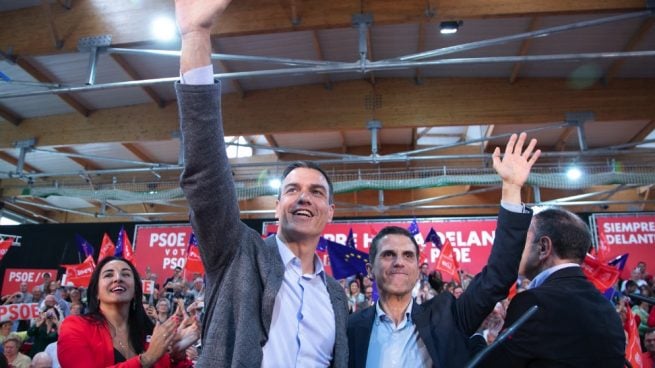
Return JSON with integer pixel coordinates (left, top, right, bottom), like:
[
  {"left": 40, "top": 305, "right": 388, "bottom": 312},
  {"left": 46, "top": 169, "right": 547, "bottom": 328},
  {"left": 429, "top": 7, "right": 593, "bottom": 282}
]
[
  {"left": 0, "top": 303, "right": 40, "bottom": 321},
  {"left": 133, "top": 224, "right": 193, "bottom": 287},
  {"left": 592, "top": 213, "right": 655, "bottom": 279},
  {"left": 264, "top": 217, "right": 499, "bottom": 277},
  {"left": 2, "top": 268, "right": 59, "bottom": 296}
]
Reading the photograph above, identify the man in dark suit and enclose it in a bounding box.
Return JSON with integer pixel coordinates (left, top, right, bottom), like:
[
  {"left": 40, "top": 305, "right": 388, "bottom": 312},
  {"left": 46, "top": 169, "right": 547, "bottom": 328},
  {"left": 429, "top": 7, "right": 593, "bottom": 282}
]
[
  {"left": 480, "top": 207, "right": 626, "bottom": 367},
  {"left": 347, "top": 133, "right": 541, "bottom": 368}
]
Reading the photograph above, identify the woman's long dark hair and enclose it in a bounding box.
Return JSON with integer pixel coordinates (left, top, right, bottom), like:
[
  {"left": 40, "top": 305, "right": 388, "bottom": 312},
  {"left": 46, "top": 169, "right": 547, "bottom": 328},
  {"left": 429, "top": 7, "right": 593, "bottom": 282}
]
[{"left": 85, "top": 256, "right": 154, "bottom": 354}]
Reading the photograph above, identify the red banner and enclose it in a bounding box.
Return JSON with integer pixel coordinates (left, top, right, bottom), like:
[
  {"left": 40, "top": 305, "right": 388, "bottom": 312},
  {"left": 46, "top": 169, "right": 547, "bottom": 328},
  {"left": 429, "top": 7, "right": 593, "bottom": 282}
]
[
  {"left": 1, "top": 268, "right": 58, "bottom": 296},
  {"left": 0, "top": 303, "right": 41, "bottom": 321},
  {"left": 62, "top": 256, "right": 96, "bottom": 288},
  {"left": 0, "top": 238, "right": 13, "bottom": 262},
  {"left": 593, "top": 213, "right": 655, "bottom": 279},
  {"left": 265, "top": 217, "right": 499, "bottom": 279},
  {"left": 134, "top": 224, "right": 193, "bottom": 286}
]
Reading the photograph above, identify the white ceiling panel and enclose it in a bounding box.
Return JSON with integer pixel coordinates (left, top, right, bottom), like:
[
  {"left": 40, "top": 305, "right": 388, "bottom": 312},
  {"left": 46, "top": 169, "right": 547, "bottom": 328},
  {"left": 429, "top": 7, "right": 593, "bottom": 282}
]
[
  {"left": 135, "top": 140, "right": 181, "bottom": 164},
  {"left": 274, "top": 131, "right": 343, "bottom": 150}
]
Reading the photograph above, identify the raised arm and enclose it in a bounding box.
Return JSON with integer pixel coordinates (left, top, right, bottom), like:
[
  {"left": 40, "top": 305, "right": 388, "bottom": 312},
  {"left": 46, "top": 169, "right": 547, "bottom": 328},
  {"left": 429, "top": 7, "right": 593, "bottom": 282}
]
[
  {"left": 492, "top": 132, "right": 541, "bottom": 205},
  {"left": 175, "top": 0, "right": 232, "bottom": 74}
]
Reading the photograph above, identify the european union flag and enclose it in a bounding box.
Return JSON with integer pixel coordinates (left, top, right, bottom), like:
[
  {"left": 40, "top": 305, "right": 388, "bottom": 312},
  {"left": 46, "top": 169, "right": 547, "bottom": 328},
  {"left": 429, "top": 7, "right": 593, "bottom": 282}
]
[
  {"left": 316, "top": 237, "right": 328, "bottom": 252},
  {"left": 608, "top": 253, "right": 629, "bottom": 270},
  {"left": 187, "top": 232, "right": 199, "bottom": 252},
  {"left": 345, "top": 229, "right": 356, "bottom": 249},
  {"left": 74, "top": 234, "right": 95, "bottom": 259},
  {"left": 327, "top": 238, "right": 369, "bottom": 279},
  {"left": 408, "top": 218, "right": 420, "bottom": 236},
  {"left": 425, "top": 227, "right": 442, "bottom": 249}
]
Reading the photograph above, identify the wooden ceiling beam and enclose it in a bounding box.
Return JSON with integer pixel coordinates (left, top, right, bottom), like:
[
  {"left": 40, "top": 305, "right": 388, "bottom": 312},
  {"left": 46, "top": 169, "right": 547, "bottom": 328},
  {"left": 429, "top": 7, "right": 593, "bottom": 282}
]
[
  {"left": 54, "top": 146, "right": 102, "bottom": 170},
  {"left": 311, "top": 31, "right": 333, "bottom": 89},
  {"left": 211, "top": 39, "right": 245, "bottom": 98},
  {"left": 603, "top": 17, "right": 655, "bottom": 84},
  {"left": 1, "top": 77, "right": 655, "bottom": 149},
  {"left": 628, "top": 120, "right": 655, "bottom": 143},
  {"left": 0, "top": 151, "right": 41, "bottom": 173},
  {"left": 0, "top": 107, "right": 22, "bottom": 126},
  {"left": 15, "top": 57, "right": 90, "bottom": 117},
  {"left": 110, "top": 54, "right": 166, "bottom": 107},
  {"left": 0, "top": 0, "right": 645, "bottom": 56},
  {"left": 122, "top": 142, "right": 155, "bottom": 163},
  {"left": 508, "top": 17, "right": 539, "bottom": 84}
]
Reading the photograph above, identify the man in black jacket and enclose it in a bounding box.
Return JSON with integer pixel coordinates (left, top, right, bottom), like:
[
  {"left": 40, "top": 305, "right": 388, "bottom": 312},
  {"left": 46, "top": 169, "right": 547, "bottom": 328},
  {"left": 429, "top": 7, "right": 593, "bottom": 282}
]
[
  {"left": 480, "top": 207, "right": 626, "bottom": 367},
  {"left": 347, "top": 133, "right": 540, "bottom": 368}
]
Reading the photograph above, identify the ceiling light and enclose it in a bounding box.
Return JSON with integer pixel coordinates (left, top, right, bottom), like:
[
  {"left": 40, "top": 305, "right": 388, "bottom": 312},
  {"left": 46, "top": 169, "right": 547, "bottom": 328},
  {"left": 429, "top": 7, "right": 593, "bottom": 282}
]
[
  {"left": 566, "top": 167, "right": 582, "bottom": 181},
  {"left": 440, "top": 21, "right": 462, "bottom": 35},
  {"left": 269, "top": 179, "right": 281, "bottom": 190},
  {"left": 150, "top": 17, "right": 177, "bottom": 41}
]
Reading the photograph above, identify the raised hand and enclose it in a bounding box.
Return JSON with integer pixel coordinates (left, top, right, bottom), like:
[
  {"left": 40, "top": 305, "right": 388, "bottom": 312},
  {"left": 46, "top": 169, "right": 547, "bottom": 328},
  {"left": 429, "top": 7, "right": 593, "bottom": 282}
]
[
  {"left": 492, "top": 132, "right": 541, "bottom": 204},
  {"left": 175, "top": 0, "right": 232, "bottom": 36}
]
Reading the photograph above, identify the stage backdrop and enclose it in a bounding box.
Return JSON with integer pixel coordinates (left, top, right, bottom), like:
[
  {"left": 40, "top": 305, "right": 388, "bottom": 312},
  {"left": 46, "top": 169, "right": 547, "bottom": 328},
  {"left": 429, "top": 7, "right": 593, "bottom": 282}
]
[
  {"left": 264, "top": 217, "right": 500, "bottom": 278},
  {"left": 591, "top": 213, "right": 655, "bottom": 279}
]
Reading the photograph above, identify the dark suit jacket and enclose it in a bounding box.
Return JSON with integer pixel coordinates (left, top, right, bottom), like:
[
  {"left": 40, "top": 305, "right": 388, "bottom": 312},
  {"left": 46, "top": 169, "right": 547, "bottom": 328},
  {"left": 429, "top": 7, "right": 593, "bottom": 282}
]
[
  {"left": 348, "top": 207, "right": 532, "bottom": 368},
  {"left": 481, "top": 266, "right": 626, "bottom": 368}
]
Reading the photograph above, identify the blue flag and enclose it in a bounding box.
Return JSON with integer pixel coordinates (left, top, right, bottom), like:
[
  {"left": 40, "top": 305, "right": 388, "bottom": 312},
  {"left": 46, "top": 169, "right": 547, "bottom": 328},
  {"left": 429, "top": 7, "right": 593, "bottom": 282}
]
[
  {"left": 408, "top": 218, "right": 420, "bottom": 236},
  {"left": 345, "top": 229, "right": 356, "bottom": 249},
  {"left": 114, "top": 227, "right": 125, "bottom": 257},
  {"left": 608, "top": 253, "right": 629, "bottom": 270},
  {"left": 316, "top": 237, "right": 328, "bottom": 252},
  {"left": 425, "top": 227, "right": 442, "bottom": 249},
  {"left": 75, "top": 234, "right": 95, "bottom": 258},
  {"left": 187, "top": 232, "right": 199, "bottom": 252},
  {"left": 327, "top": 238, "right": 369, "bottom": 279}
]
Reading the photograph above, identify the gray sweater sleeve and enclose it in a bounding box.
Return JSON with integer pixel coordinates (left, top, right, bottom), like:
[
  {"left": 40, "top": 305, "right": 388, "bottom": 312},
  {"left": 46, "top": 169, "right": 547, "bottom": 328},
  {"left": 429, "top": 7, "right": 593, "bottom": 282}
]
[{"left": 176, "top": 81, "right": 242, "bottom": 278}]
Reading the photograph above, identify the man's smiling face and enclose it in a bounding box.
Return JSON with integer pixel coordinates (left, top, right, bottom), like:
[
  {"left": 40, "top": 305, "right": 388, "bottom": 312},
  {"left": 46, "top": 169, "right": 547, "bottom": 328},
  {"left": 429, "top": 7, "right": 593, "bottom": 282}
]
[{"left": 275, "top": 167, "right": 334, "bottom": 242}]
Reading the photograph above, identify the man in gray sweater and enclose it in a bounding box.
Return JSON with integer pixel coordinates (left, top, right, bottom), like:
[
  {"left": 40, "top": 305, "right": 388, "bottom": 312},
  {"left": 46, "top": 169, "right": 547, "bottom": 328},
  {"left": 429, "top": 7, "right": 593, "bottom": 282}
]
[{"left": 175, "top": 1, "right": 348, "bottom": 367}]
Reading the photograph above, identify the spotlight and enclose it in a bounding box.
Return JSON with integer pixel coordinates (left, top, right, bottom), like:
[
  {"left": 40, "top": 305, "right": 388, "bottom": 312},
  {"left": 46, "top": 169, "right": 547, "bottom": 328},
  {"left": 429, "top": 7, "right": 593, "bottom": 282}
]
[
  {"left": 269, "top": 179, "right": 281, "bottom": 190},
  {"left": 566, "top": 167, "right": 582, "bottom": 181},
  {"left": 440, "top": 21, "right": 462, "bottom": 35},
  {"left": 150, "top": 17, "right": 177, "bottom": 41}
]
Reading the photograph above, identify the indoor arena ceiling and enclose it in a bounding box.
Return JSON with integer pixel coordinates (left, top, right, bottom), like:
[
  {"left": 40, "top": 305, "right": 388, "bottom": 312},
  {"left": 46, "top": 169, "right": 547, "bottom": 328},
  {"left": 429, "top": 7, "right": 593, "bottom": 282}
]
[{"left": 0, "top": 0, "right": 654, "bottom": 224}]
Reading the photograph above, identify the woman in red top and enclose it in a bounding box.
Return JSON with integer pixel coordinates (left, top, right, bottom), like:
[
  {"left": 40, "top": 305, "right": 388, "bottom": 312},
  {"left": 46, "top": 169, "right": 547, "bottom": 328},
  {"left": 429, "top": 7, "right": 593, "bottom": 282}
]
[{"left": 58, "top": 256, "right": 194, "bottom": 367}]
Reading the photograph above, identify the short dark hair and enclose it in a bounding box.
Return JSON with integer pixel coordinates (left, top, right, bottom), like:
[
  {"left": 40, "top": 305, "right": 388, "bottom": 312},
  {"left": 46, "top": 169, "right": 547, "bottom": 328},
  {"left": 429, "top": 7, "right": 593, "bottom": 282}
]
[
  {"left": 85, "top": 256, "right": 152, "bottom": 354},
  {"left": 532, "top": 208, "right": 591, "bottom": 263},
  {"left": 279, "top": 161, "right": 334, "bottom": 204},
  {"left": 369, "top": 226, "right": 420, "bottom": 265},
  {"left": 646, "top": 327, "right": 655, "bottom": 336}
]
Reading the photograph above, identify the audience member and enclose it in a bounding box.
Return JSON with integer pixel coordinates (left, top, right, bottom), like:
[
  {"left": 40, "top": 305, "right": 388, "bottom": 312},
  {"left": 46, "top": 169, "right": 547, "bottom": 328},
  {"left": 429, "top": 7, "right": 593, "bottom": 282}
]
[
  {"left": 174, "top": 0, "right": 348, "bottom": 366},
  {"left": 644, "top": 327, "right": 655, "bottom": 368},
  {"left": 347, "top": 132, "right": 539, "bottom": 368},
  {"left": 58, "top": 256, "right": 196, "bottom": 367},
  {"left": 29, "top": 352, "right": 52, "bottom": 368},
  {"left": 27, "top": 308, "right": 59, "bottom": 357},
  {"left": 480, "top": 207, "right": 626, "bottom": 367},
  {"left": 3, "top": 334, "right": 30, "bottom": 368}
]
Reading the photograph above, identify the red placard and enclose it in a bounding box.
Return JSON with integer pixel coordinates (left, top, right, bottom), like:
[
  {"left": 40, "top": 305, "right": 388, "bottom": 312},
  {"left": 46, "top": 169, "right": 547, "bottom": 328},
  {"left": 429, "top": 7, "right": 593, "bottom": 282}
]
[
  {"left": 593, "top": 213, "right": 655, "bottom": 279},
  {"left": 1, "top": 268, "right": 58, "bottom": 296},
  {"left": 133, "top": 224, "right": 193, "bottom": 287},
  {"left": 264, "top": 217, "right": 499, "bottom": 278}
]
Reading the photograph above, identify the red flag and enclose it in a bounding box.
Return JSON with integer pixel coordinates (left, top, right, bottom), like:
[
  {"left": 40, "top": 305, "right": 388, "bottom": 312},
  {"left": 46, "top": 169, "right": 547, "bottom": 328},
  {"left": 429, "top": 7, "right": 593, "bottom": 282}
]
[
  {"left": 625, "top": 301, "right": 644, "bottom": 368},
  {"left": 0, "top": 238, "right": 13, "bottom": 262},
  {"left": 98, "top": 233, "right": 115, "bottom": 263},
  {"left": 435, "top": 238, "right": 460, "bottom": 284},
  {"left": 506, "top": 283, "right": 518, "bottom": 301},
  {"left": 119, "top": 228, "right": 136, "bottom": 265},
  {"left": 184, "top": 233, "right": 204, "bottom": 275},
  {"left": 62, "top": 255, "right": 96, "bottom": 288},
  {"left": 581, "top": 254, "right": 620, "bottom": 292},
  {"left": 595, "top": 232, "right": 612, "bottom": 262}
]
